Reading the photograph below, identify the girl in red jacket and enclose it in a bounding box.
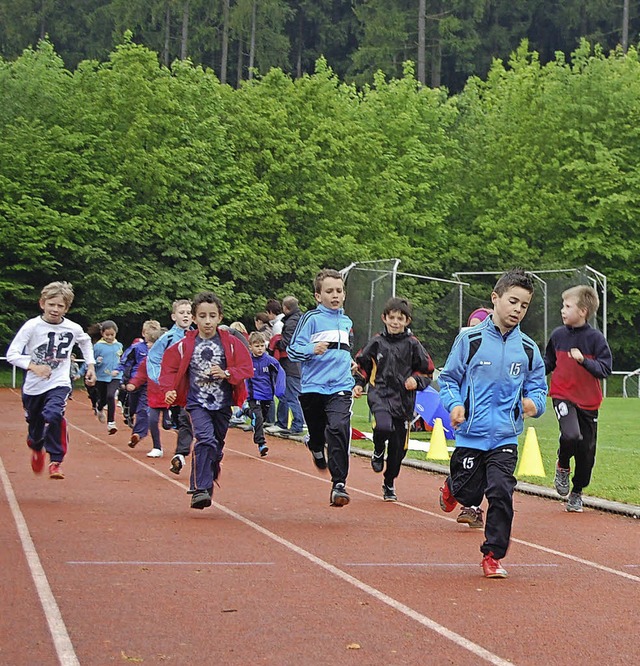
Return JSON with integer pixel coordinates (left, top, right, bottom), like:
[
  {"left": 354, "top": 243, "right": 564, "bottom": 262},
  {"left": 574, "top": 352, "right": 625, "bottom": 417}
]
[{"left": 161, "top": 292, "right": 253, "bottom": 510}]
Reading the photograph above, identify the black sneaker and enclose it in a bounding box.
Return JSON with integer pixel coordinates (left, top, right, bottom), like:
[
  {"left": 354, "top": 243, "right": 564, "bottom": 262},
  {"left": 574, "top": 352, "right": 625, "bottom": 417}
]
[
  {"left": 304, "top": 435, "right": 327, "bottom": 471},
  {"left": 371, "top": 451, "right": 384, "bottom": 473},
  {"left": 190, "top": 490, "right": 212, "bottom": 510},
  {"left": 170, "top": 453, "right": 185, "bottom": 475},
  {"left": 330, "top": 483, "right": 350, "bottom": 507},
  {"left": 382, "top": 483, "right": 397, "bottom": 502}
]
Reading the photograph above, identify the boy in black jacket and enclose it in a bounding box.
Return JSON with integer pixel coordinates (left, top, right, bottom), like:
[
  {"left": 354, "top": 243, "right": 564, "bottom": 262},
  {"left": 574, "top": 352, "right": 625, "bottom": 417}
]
[
  {"left": 354, "top": 297, "right": 434, "bottom": 501},
  {"left": 544, "top": 285, "right": 612, "bottom": 512}
]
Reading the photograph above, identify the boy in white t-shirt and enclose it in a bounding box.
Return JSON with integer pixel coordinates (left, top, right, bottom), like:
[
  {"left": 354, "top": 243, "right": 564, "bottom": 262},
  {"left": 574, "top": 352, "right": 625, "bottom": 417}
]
[{"left": 6, "top": 281, "right": 96, "bottom": 479}]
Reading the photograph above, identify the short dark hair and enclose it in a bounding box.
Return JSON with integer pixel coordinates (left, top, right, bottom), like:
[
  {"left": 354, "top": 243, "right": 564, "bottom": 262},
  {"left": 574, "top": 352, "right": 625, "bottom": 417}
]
[
  {"left": 254, "top": 311, "right": 270, "bottom": 326},
  {"left": 192, "top": 291, "right": 224, "bottom": 316},
  {"left": 383, "top": 297, "right": 412, "bottom": 319},
  {"left": 265, "top": 299, "right": 282, "bottom": 316},
  {"left": 100, "top": 320, "right": 118, "bottom": 334},
  {"left": 314, "top": 268, "right": 343, "bottom": 294},
  {"left": 493, "top": 268, "right": 534, "bottom": 297}
]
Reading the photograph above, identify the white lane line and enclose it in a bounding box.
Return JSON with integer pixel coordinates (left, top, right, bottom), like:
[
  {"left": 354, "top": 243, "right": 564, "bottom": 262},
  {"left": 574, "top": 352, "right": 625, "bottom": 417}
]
[
  {"left": 344, "top": 562, "right": 559, "bottom": 568},
  {"left": 0, "top": 457, "right": 80, "bottom": 666},
  {"left": 67, "top": 561, "right": 273, "bottom": 566},
  {"left": 69, "top": 424, "right": 514, "bottom": 666},
  {"left": 213, "top": 500, "right": 515, "bottom": 666},
  {"left": 228, "top": 448, "right": 640, "bottom": 583}
]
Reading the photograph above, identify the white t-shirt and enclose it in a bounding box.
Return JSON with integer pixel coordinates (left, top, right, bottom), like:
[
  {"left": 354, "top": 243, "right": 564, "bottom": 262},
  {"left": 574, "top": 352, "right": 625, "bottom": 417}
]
[{"left": 6, "top": 316, "right": 95, "bottom": 395}]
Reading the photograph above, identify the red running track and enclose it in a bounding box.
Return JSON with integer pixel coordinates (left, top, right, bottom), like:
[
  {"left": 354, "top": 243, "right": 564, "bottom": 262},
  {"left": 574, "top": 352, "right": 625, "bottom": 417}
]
[{"left": 0, "top": 387, "right": 638, "bottom": 665}]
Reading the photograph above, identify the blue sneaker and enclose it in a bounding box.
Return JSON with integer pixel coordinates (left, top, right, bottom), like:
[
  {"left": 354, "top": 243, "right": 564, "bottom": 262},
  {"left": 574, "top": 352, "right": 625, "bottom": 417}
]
[{"left": 258, "top": 444, "right": 269, "bottom": 457}]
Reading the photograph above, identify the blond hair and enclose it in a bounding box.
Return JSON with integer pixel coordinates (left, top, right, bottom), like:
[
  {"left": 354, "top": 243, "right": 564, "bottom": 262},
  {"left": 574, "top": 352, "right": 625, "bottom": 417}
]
[
  {"left": 172, "top": 299, "right": 191, "bottom": 312},
  {"left": 230, "top": 321, "right": 248, "bottom": 335},
  {"left": 562, "top": 285, "right": 600, "bottom": 319},
  {"left": 142, "top": 320, "right": 162, "bottom": 343},
  {"left": 248, "top": 331, "right": 265, "bottom": 345},
  {"left": 40, "top": 281, "right": 74, "bottom": 307}
]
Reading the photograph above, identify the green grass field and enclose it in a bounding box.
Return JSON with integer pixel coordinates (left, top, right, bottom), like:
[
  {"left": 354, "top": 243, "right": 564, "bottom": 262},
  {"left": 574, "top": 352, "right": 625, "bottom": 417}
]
[{"left": 351, "top": 396, "right": 640, "bottom": 506}]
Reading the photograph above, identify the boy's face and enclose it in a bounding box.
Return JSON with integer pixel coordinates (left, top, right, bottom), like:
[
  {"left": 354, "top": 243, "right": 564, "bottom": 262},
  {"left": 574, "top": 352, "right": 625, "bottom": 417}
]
[
  {"left": 172, "top": 305, "right": 193, "bottom": 329},
  {"left": 382, "top": 310, "right": 410, "bottom": 335},
  {"left": 249, "top": 339, "right": 266, "bottom": 357},
  {"left": 491, "top": 286, "right": 532, "bottom": 333},
  {"left": 102, "top": 328, "right": 117, "bottom": 343},
  {"left": 315, "top": 277, "right": 345, "bottom": 310},
  {"left": 194, "top": 302, "right": 223, "bottom": 339},
  {"left": 40, "top": 296, "right": 69, "bottom": 324},
  {"left": 561, "top": 297, "right": 587, "bottom": 327}
]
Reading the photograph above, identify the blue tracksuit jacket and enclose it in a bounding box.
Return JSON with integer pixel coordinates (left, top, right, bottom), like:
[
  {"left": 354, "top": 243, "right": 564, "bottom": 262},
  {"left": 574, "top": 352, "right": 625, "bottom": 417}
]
[
  {"left": 287, "top": 304, "right": 355, "bottom": 395},
  {"left": 438, "top": 317, "right": 547, "bottom": 451}
]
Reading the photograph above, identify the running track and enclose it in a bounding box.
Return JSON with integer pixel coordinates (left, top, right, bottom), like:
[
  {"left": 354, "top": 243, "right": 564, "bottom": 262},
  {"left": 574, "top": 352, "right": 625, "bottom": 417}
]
[{"left": 1, "top": 388, "right": 638, "bottom": 665}]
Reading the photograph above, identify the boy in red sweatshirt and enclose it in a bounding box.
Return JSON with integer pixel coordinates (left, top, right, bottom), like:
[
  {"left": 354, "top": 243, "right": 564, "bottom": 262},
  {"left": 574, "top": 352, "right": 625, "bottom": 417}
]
[{"left": 161, "top": 292, "right": 253, "bottom": 509}]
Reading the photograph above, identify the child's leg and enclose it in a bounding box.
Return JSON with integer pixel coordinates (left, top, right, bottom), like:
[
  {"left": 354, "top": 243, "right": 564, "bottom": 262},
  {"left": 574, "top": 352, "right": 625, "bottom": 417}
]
[
  {"left": 481, "top": 446, "right": 518, "bottom": 560},
  {"left": 372, "top": 410, "right": 393, "bottom": 455},
  {"left": 324, "top": 392, "right": 352, "bottom": 486},
  {"left": 106, "top": 379, "right": 119, "bottom": 422},
  {"left": 95, "top": 382, "right": 108, "bottom": 411},
  {"left": 22, "top": 392, "right": 46, "bottom": 448},
  {"left": 248, "top": 399, "right": 266, "bottom": 446},
  {"left": 299, "top": 393, "right": 328, "bottom": 453},
  {"left": 448, "top": 447, "right": 487, "bottom": 507},
  {"left": 132, "top": 387, "right": 149, "bottom": 438},
  {"left": 174, "top": 407, "right": 193, "bottom": 457},
  {"left": 553, "top": 398, "right": 582, "bottom": 468},
  {"left": 188, "top": 407, "right": 228, "bottom": 492},
  {"left": 383, "top": 417, "right": 409, "bottom": 486},
  {"left": 572, "top": 407, "right": 598, "bottom": 492},
  {"left": 40, "top": 386, "right": 71, "bottom": 463},
  {"left": 148, "top": 408, "right": 162, "bottom": 450}
]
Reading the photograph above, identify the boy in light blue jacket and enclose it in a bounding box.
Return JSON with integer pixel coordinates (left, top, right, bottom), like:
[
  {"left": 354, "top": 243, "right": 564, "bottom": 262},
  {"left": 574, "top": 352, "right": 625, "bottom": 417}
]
[
  {"left": 288, "top": 269, "right": 355, "bottom": 507},
  {"left": 438, "top": 268, "right": 547, "bottom": 579}
]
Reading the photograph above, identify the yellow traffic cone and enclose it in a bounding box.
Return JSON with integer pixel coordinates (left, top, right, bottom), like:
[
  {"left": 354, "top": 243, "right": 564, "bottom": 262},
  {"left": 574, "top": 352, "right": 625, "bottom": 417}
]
[
  {"left": 426, "top": 418, "right": 450, "bottom": 461},
  {"left": 516, "top": 427, "right": 546, "bottom": 478}
]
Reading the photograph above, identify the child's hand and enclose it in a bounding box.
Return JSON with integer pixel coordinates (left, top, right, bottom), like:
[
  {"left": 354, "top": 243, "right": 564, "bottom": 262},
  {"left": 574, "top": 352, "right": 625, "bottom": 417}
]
[
  {"left": 313, "top": 341, "right": 329, "bottom": 355},
  {"left": 404, "top": 376, "right": 418, "bottom": 391},
  {"left": 29, "top": 363, "right": 51, "bottom": 379},
  {"left": 96, "top": 356, "right": 103, "bottom": 363},
  {"left": 450, "top": 405, "right": 466, "bottom": 429},
  {"left": 353, "top": 385, "right": 363, "bottom": 398},
  {"left": 569, "top": 348, "right": 584, "bottom": 364},
  {"left": 165, "top": 390, "right": 177, "bottom": 405},
  {"left": 111, "top": 370, "right": 119, "bottom": 376},
  {"left": 126, "top": 383, "right": 136, "bottom": 392},
  {"left": 84, "top": 367, "right": 96, "bottom": 385},
  {"left": 209, "top": 364, "right": 227, "bottom": 379},
  {"left": 522, "top": 397, "right": 537, "bottom": 418}
]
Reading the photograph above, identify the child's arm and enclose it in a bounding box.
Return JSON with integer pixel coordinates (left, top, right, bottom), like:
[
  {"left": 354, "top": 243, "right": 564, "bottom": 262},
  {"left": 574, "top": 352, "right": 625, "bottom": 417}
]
[
  {"left": 406, "top": 340, "right": 435, "bottom": 392},
  {"left": 353, "top": 339, "right": 376, "bottom": 397},
  {"left": 286, "top": 314, "right": 316, "bottom": 361},
  {"left": 543, "top": 336, "right": 557, "bottom": 375},
  {"left": 522, "top": 346, "right": 548, "bottom": 418},
  {"left": 159, "top": 342, "right": 181, "bottom": 404},
  {"left": 573, "top": 334, "right": 613, "bottom": 379},
  {"left": 6, "top": 321, "right": 50, "bottom": 377},
  {"left": 272, "top": 358, "right": 286, "bottom": 398}
]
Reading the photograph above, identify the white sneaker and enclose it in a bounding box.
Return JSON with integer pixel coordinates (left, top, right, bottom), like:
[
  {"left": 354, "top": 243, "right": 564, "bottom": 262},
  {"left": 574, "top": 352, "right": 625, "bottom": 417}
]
[
  {"left": 97, "top": 409, "right": 106, "bottom": 424},
  {"left": 265, "top": 424, "right": 285, "bottom": 434},
  {"left": 107, "top": 422, "right": 117, "bottom": 435},
  {"left": 146, "top": 449, "right": 163, "bottom": 458},
  {"left": 170, "top": 453, "right": 185, "bottom": 474}
]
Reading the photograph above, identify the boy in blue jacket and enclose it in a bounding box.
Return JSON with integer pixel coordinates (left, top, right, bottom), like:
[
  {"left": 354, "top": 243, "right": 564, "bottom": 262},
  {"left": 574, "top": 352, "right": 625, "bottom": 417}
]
[
  {"left": 288, "top": 269, "right": 355, "bottom": 507},
  {"left": 246, "top": 331, "right": 286, "bottom": 456},
  {"left": 438, "top": 268, "right": 547, "bottom": 579}
]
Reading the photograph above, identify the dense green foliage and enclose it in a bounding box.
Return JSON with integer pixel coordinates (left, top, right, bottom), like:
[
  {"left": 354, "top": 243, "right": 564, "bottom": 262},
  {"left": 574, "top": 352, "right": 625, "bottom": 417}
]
[
  {"left": 1, "top": 1, "right": 638, "bottom": 91},
  {"left": 1, "top": 37, "right": 639, "bottom": 368}
]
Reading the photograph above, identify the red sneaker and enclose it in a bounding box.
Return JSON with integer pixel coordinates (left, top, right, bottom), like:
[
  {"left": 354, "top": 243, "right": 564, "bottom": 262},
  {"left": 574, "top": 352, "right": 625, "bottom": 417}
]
[
  {"left": 439, "top": 478, "right": 458, "bottom": 513},
  {"left": 481, "top": 552, "right": 507, "bottom": 578},
  {"left": 48, "top": 462, "right": 64, "bottom": 479},
  {"left": 30, "top": 446, "right": 46, "bottom": 475}
]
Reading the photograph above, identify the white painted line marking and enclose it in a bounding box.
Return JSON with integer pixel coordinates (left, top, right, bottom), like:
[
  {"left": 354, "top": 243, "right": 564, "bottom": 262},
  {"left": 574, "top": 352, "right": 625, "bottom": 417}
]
[
  {"left": 343, "top": 562, "right": 559, "bottom": 568},
  {"left": 0, "top": 457, "right": 80, "bottom": 666},
  {"left": 68, "top": 425, "right": 513, "bottom": 666}
]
